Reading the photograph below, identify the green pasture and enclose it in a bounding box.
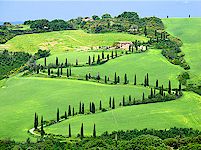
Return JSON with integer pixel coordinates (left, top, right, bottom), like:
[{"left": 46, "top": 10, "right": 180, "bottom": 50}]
[
  {"left": 45, "top": 91, "right": 201, "bottom": 137},
  {"left": 163, "top": 18, "right": 201, "bottom": 85},
  {"left": 0, "top": 30, "right": 148, "bottom": 54},
  {"left": 49, "top": 49, "right": 184, "bottom": 88},
  {"left": 0, "top": 76, "right": 150, "bottom": 141}
]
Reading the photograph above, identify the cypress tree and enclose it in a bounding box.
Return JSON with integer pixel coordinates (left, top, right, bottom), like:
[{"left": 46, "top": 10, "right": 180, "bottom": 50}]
[
  {"left": 123, "top": 96, "right": 125, "bottom": 106},
  {"left": 93, "top": 124, "right": 96, "bottom": 138},
  {"left": 68, "top": 124, "right": 71, "bottom": 137},
  {"left": 56, "top": 57, "right": 58, "bottom": 66},
  {"left": 129, "top": 95, "right": 131, "bottom": 105},
  {"left": 111, "top": 51, "right": 114, "bottom": 59},
  {"left": 109, "top": 97, "right": 112, "bottom": 108},
  {"left": 80, "top": 123, "right": 84, "bottom": 139},
  {"left": 57, "top": 108, "right": 59, "bottom": 122},
  {"left": 93, "top": 55, "right": 95, "bottom": 63},
  {"left": 161, "top": 85, "right": 164, "bottom": 96},
  {"left": 82, "top": 103, "right": 84, "bottom": 114},
  {"left": 79, "top": 102, "right": 82, "bottom": 114},
  {"left": 168, "top": 80, "right": 171, "bottom": 94},
  {"left": 156, "top": 80, "right": 159, "bottom": 88},
  {"left": 64, "top": 111, "right": 67, "bottom": 119},
  {"left": 150, "top": 88, "right": 153, "bottom": 98},
  {"left": 129, "top": 45, "right": 131, "bottom": 52},
  {"left": 102, "top": 51, "right": 104, "bottom": 59},
  {"left": 155, "top": 30, "right": 157, "bottom": 37},
  {"left": 104, "top": 75, "right": 107, "bottom": 84},
  {"left": 68, "top": 105, "right": 71, "bottom": 116},
  {"left": 134, "top": 74, "right": 136, "bottom": 85},
  {"left": 112, "top": 97, "right": 115, "bottom": 109},
  {"left": 65, "top": 58, "right": 68, "bottom": 67},
  {"left": 76, "top": 59, "right": 78, "bottom": 66},
  {"left": 34, "top": 112, "right": 37, "bottom": 129},
  {"left": 154, "top": 88, "right": 156, "bottom": 97},
  {"left": 57, "top": 68, "right": 59, "bottom": 77},
  {"left": 60, "top": 66, "right": 63, "bottom": 75},
  {"left": 69, "top": 68, "right": 72, "bottom": 76},
  {"left": 48, "top": 68, "right": 50, "bottom": 76},
  {"left": 107, "top": 54, "right": 109, "bottom": 60},
  {"left": 142, "top": 92, "right": 145, "bottom": 101},
  {"left": 146, "top": 73, "right": 149, "bottom": 86},
  {"left": 132, "top": 45, "right": 134, "bottom": 53},
  {"left": 88, "top": 56, "right": 91, "bottom": 65},
  {"left": 114, "top": 72, "right": 117, "bottom": 84},
  {"left": 44, "top": 57, "right": 47, "bottom": 66},
  {"left": 88, "top": 73, "right": 91, "bottom": 79},
  {"left": 144, "top": 76, "right": 147, "bottom": 87},
  {"left": 41, "top": 116, "right": 45, "bottom": 136},
  {"left": 99, "top": 100, "right": 102, "bottom": 110},
  {"left": 124, "top": 73, "right": 127, "bottom": 84},
  {"left": 89, "top": 102, "right": 92, "bottom": 112},
  {"left": 67, "top": 68, "right": 69, "bottom": 77},
  {"left": 36, "top": 66, "right": 39, "bottom": 74},
  {"left": 97, "top": 72, "right": 100, "bottom": 80},
  {"left": 97, "top": 55, "right": 100, "bottom": 64},
  {"left": 92, "top": 102, "right": 95, "bottom": 113},
  {"left": 86, "top": 74, "right": 88, "bottom": 80},
  {"left": 73, "top": 107, "right": 75, "bottom": 116},
  {"left": 115, "top": 51, "right": 117, "bottom": 57},
  {"left": 117, "top": 76, "right": 120, "bottom": 83}
]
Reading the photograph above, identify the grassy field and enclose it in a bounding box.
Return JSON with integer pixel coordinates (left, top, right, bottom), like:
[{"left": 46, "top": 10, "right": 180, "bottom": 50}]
[
  {"left": 0, "top": 30, "right": 148, "bottom": 54},
  {"left": 48, "top": 49, "right": 183, "bottom": 88},
  {"left": 45, "top": 91, "right": 201, "bottom": 137},
  {"left": 163, "top": 18, "right": 201, "bottom": 85},
  {"left": 0, "top": 76, "right": 150, "bottom": 141}
]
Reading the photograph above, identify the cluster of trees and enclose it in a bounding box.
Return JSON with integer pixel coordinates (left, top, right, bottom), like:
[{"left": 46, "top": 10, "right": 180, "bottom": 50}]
[
  {"left": 2, "top": 127, "right": 201, "bottom": 149},
  {"left": 149, "top": 29, "right": 190, "bottom": 70},
  {"left": 0, "top": 50, "right": 31, "bottom": 79},
  {"left": 68, "top": 12, "right": 164, "bottom": 34}
]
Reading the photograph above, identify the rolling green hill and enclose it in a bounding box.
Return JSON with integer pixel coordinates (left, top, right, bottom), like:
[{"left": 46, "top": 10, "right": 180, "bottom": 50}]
[
  {"left": 0, "top": 30, "right": 148, "bottom": 54},
  {"left": 163, "top": 18, "right": 201, "bottom": 85}
]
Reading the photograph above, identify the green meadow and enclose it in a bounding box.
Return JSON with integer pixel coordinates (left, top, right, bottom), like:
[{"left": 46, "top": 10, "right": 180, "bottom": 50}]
[
  {"left": 0, "top": 30, "right": 148, "bottom": 54},
  {"left": 0, "top": 76, "right": 150, "bottom": 141},
  {"left": 45, "top": 91, "right": 201, "bottom": 136},
  {"left": 163, "top": 18, "right": 201, "bottom": 85}
]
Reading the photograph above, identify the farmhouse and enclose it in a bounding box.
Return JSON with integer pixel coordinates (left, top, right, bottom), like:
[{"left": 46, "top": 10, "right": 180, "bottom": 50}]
[
  {"left": 82, "top": 17, "right": 94, "bottom": 22},
  {"left": 116, "top": 41, "right": 132, "bottom": 49}
]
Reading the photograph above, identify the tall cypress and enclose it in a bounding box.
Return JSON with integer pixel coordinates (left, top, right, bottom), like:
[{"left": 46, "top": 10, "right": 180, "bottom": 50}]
[
  {"left": 97, "top": 55, "right": 100, "bottom": 64},
  {"left": 168, "top": 80, "right": 171, "bottom": 94},
  {"left": 86, "top": 74, "right": 88, "bottom": 80},
  {"left": 92, "top": 102, "right": 95, "bottom": 113},
  {"left": 89, "top": 102, "right": 92, "bottom": 112},
  {"left": 129, "top": 95, "right": 131, "bottom": 105},
  {"left": 134, "top": 74, "right": 136, "bottom": 85},
  {"left": 56, "top": 57, "right": 58, "bottom": 66},
  {"left": 48, "top": 68, "right": 50, "bottom": 76},
  {"left": 41, "top": 116, "right": 45, "bottom": 136},
  {"left": 115, "top": 51, "right": 117, "bottom": 57},
  {"left": 150, "top": 88, "right": 153, "bottom": 98},
  {"left": 114, "top": 72, "right": 117, "bottom": 84},
  {"left": 88, "top": 56, "right": 91, "bottom": 65},
  {"left": 93, "top": 55, "right": 95, "bottom": 62},
  {"left": 111, "top": 51, "right": 114, "bottom": 59},
  {"left": 57, "top": 68, "right": 59, "bottom": 77},
  {"left": 65, "top": 58, "right": 68, "bottom": 67},
  {"left": 142, "top": 92, "right": 145, "bottom": 102},
  {"left": 112, "top": 97, "right": 115, "bottom": 109},
  {"left": 76, "top": 59, "right": 78, "bottom": 66},
  {"left": 44, "top": 57, "right": 47, "bottom": 66},
  {"left": 104, "top": 75, "right": 107, "bottom": 84},
  {"left": 144, "top": 26, "right": 147, "bottom": 36},
  {"left": 102, "top": 51, "right": 104, "bottom": 59},
  {"left": 57, "top": 108, "right": 59, "bottom": 122},
  {"left": 117, "top": 76, "right": 120, "bottom": 83},
  {"left": 156, "top": 80, "right": 158, "bottom": 88},
  {"left": 146, "top": 73, "right": 149, "bottom": 86},
  {"left": 123, "top": 96, "right": 125, "bottom": 106},
  {"left": 124, "top": 73, "right": 127, "bottom": 84},
  {"left": 107, "top": 54, "right": 109, "bottom": 60},
  {"left": 99, "top": 100, "right": 102, "bottom": 110},
  {"left": 69, "top": 68, "right": 72, "bottom": 76},
  {"left": 93, "top": 124, "right": 96, "bottom": 138},
  {"left": 64, "top": 111, "right": 67, "bottom": 119},
  {"left": 69, "top": 124, "right": 71, "bottom": 137},
  {"left": 34, "top": 112, "right": 38, "bottom": 129},
  {"left": 67, "top": 68, "right": 69, "bottom": 77},
  {"left": 109, "top": 97, "right": 112, "bottom": 108},
  {"left": 80, "top": 123, "right": 84, "bottom": 139},
  {"left": 60, "top": 66, "right": 63, "bottom": 75},
  {"left": 82, "top": 103, "right": 84, "bottom": 114},
  {"left": 79, "top": 102, "right": 82, "bottom": 114},
  {"left": 144, "top": 76, "right": 147, "bottom": 87},
  {"left": 68, "top": 105, "right": 71, "bottom": 116},
  {"left": 73, "top": 107, "right": 75, "bottom": 116}
]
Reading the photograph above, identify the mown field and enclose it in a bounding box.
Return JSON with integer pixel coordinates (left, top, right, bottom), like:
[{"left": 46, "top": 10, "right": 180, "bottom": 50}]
[
  {"left": 45, "top": 91, "right": 201, "bottom": 137},
  {"left": 0, "top": 30, "right": 148, "bottom": 54},
  {"left": 163, "top": 18, "right": 201, "bottom": 85}
]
